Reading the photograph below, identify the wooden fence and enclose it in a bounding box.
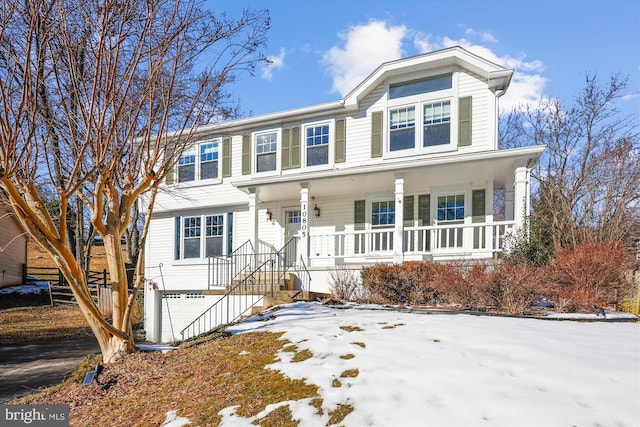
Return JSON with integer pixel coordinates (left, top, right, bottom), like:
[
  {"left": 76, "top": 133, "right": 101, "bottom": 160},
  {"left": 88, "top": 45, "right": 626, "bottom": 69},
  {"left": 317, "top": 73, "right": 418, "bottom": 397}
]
[{"left": 26, "top": 266, "right": 113, "bottom": 316}]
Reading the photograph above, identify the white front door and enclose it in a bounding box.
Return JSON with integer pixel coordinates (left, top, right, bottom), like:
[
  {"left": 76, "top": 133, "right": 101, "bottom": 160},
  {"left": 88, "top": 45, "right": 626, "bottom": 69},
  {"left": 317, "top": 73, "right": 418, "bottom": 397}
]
[{"left": 283, "top": 209, "right": 301, "bottom": 266}]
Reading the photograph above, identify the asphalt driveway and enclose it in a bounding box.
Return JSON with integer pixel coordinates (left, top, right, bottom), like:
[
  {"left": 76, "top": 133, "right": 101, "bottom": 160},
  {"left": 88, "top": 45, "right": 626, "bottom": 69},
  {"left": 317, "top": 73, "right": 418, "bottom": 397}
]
[{"left": 0, "top": 336, "right": 100, "bottom": 403}]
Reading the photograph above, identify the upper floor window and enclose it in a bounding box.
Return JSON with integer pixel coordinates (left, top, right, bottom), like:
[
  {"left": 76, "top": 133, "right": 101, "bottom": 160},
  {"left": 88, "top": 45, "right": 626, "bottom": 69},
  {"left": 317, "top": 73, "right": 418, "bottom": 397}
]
[
  {"left": 423, "top": 101, "right": 451, "bottom": 147},
  {"left": 390, "top": 107, "right": 416, "bottom": 151},
  {"left": 178, "top": 147, "right": 196, "bottom": 182},
  {"left": 177, "top": 141, "right": 220, "bottom": 183},
  {"left": 306, "top": 124, "right": 329, "bottom": 166},
  {"left": 389, "top": 74, "right": 452, "bottom": 99},
  {"left": 256, "top": 132, "right": 277, "bottom": 173},
  {"left": 200, "top": 143, "right": 219, "bottom": 179}
]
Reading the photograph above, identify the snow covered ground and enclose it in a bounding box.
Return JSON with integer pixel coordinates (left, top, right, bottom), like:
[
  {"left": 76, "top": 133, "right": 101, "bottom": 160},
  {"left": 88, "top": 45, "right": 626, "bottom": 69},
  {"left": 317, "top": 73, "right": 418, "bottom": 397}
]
[{"left": 219, "top": 302, "right": 640, "bottom": 427}]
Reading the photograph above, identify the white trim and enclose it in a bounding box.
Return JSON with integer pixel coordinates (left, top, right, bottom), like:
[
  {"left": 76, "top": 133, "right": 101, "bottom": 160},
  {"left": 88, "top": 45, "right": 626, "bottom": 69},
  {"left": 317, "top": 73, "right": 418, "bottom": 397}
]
[{"left": 252, "top": 128, "right": 282, "bottom": 176}]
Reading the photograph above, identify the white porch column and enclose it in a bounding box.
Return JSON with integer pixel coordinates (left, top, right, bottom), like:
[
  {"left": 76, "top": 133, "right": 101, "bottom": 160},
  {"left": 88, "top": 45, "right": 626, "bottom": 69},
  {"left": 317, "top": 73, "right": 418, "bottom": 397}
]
[
  {"left": 299, "top": 183, "right": 310, "bottom": 264},
  {"left": 248, "top": 187, "right": 258, "bottom": 250},
  {"left": 394, "top": 175, "right": 404, "bottom": 263},
  {"left": 513, "top": 161, "right": 529, "bottom": 235}
]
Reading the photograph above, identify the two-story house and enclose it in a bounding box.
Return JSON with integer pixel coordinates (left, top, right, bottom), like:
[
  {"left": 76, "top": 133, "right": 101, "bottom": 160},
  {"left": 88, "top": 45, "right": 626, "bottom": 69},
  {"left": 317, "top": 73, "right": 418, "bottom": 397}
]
[{"left": 144, "top": 46, "right": 544, "bottom": 342}]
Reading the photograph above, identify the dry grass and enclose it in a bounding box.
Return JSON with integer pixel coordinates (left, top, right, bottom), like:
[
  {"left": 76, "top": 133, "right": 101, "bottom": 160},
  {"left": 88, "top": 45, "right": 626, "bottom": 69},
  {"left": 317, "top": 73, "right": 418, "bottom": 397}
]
[
  {"left": 339, "top": 325, "right": 363, "bottom": 332},
  {"left": 340, "top": 354, "right": 355, "bottom": 360},
  {"left": 327, "top": 404, "right": 354, "bottom": 425},
  {"left": 291, "top": 348, "right": 313, "bottom": 363},
  {"left": 340, "top": 369, "right": 359, "bottom": 378},
  {"left": 27, "top": 240, "right": 118, "bottom": 272},
  {"left": 352, "top": 342, "right": 366, "bottom": 348},
  {"left": 0, "top": 304, "right": 93, "bottom": 345},
  {"left": 12, "top": 332, "right": 321, "bottom": 426}
]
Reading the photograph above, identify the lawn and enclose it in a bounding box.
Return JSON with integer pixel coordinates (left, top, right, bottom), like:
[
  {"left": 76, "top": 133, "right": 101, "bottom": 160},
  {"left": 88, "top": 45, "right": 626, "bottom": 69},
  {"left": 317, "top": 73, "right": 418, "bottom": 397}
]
[{"left": 7, "top": 302, "right": 639, "bottom": 426}]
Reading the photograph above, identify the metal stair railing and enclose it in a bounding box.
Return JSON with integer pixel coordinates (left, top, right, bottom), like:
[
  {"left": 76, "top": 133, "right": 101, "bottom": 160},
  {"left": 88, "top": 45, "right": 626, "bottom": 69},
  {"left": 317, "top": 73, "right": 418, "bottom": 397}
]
[
  {"left": 208, "top": 239, "right": 255, "bottom": 289},
  {"left": 296, "top": 255, "right": 312, "bottom": 294},
  {"left": 181, "top": 259, "right": 275, "bottom": 341}
]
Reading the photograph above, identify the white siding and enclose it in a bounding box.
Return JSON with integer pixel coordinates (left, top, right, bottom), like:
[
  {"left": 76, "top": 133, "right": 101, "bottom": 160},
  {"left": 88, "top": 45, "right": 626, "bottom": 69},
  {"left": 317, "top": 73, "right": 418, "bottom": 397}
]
[
  {"left": 0, "top": 212, "right": 27, "bottom": 288},
  {"left": 458, "top": 70, "right": 493, "bottom": 151}
]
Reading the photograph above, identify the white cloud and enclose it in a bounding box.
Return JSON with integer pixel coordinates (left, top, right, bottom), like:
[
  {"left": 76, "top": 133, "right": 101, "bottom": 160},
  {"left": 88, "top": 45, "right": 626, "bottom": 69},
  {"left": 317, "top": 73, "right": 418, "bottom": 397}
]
[
  {"left": 465, "top": 28, "right": 498, "bottom": 43},
  {"left": 322, "top": 20, "right": 407, "bottom": 96},
  {"left": 261, "top": 47, "right": 286, "bottom": 81}
]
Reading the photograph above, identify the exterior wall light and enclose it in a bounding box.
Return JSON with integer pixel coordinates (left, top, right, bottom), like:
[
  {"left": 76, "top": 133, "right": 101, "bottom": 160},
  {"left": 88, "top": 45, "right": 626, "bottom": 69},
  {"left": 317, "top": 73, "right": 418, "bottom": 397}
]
[
  {"left": 266, "top": 209, "right": 273, "bottom": 222},
  {"left": 313, "top": 204, "right": 320, "bottom": 218}
]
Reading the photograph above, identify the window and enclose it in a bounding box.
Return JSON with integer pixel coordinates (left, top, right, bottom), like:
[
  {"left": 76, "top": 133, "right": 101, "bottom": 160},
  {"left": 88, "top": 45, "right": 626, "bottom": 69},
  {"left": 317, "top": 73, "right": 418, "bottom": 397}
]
[
  {"left": 437, "top": 194, "right": 464, "bottom": 222},
  {"left": 183, "top": 216, "right": 201, "bottom": 258},
  {"left": 306, "top": 124, "right": 329, "bottom": 166},
  {"left": 390, "top": 74, "right": 452, "bottom": 99},
  {"left": 200, "top": 143, "right": 219, "bottom": 179},
  {"left": 205, "top": 214, "right": 224, "bottom": 257},
  {"left": 371, "top": 200, "right": 395, "bottom": 227},
  {"left": 389, "top": 107, "right": 415, "bottom": 151},
  {"left": 175, "top": 141, "right": 222, "bottom": 183},
  {"left": 178, "top": 147, "right": 196, "bottom": 182},
  {"left": 256, "top": 132, "right": 277, "bottom": 173},
  {"left": 423, "top": 101, "right": 451, "bottom": 147},
  {"left": 176, "top": 214, "right": 229, "bottom": 260}
]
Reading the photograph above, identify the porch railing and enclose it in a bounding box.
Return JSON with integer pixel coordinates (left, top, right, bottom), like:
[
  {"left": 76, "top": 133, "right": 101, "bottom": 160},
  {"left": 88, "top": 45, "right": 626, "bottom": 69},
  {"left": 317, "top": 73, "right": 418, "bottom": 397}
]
[{"left": 310, "top": 220, "right": 516, "bottom": 258}]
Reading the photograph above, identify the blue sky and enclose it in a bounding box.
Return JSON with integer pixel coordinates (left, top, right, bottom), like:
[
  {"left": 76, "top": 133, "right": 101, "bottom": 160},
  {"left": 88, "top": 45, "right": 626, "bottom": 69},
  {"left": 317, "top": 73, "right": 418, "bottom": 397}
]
[{"left": 207, "top": 0, "right": 640, "bottom": 118}]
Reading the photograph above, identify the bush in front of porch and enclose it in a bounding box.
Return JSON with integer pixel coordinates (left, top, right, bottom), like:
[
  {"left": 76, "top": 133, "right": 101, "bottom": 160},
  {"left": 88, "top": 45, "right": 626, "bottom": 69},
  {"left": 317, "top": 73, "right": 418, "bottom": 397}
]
[{"left": 347, "top": 240, "right": 635, "bottom": 315}]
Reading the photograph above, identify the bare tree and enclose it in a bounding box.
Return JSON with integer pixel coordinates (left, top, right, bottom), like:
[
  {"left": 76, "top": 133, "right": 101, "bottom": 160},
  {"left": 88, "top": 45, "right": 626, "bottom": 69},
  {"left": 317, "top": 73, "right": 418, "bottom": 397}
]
[
  {"left": 0, "top": 0, "right": 269, "bottom": 362},
  {"left": 499, "top": 74, "right": 640, "bottom": 251}
]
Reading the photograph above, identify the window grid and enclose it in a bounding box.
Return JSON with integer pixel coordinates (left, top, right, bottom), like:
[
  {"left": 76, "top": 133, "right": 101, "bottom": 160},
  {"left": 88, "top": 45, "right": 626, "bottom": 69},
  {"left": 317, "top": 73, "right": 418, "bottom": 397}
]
[
  {"left": 306, "top": 124, "right": 329, "bottom": 166},
  {"left": 437, "top": 194, "right": 464, "bottom": 222},
  {"left": 423, "top": 101, "right": 451, "bottom": 125},
  {"left": 256, "top": 132, "right": 278, "bottom": 173},
  {"left": 390, "top": 107, "right": 415, "bottom": 130},
  {"left": 206, "top": 214, "right": 224, "bottom": 236},
  {"left": 371, "top": 200, "right": 395, "bottom": 227},
  {"left": 287, "top": 210, "right": 301, "bottom": 224},
  {"left": 183, "top": 217, "right": 201, "bottom": 238},
  {"left": 257, "top": 133, "right": 277, "bottom": 154}
]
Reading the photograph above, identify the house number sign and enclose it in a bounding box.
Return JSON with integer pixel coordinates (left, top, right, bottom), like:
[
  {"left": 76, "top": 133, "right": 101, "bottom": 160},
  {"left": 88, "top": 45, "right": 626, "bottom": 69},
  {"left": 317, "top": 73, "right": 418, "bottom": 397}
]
[{"left": 301, "top": 202, "right": 308, "bottom": 238}]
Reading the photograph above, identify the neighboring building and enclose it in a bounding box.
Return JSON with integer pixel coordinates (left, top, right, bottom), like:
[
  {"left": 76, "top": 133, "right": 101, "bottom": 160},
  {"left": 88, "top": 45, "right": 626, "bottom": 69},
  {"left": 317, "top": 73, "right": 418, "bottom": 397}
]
[
  {"left": 144, "top": 46, "right": 545, "bottom": 342},
  {"left": 0, "top": 203, "right": 28, "bottom": 289}
]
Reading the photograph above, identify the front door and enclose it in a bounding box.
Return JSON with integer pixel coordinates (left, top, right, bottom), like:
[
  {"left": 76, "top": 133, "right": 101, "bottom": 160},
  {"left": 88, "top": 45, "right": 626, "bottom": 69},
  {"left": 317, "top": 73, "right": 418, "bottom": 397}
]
[{"left": 283, "top": 209, "right": 301, "bottom": 267}]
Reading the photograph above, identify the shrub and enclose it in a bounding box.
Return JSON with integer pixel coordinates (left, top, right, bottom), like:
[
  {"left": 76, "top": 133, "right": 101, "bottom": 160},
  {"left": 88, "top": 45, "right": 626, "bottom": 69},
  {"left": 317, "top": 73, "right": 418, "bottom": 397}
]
[
  {"left": 360, "top": 262, "right": 442, "bottom": 305},
  {"left": 329, "top": 268, "right": 364, "bottom": 302},
  {"left": 553, "top": 241, "right": 632, "bottom": 310},
  {"left": 435, "top": 262, "right": 492, "bottom": 310},
  {"left": 485, "top": 263, "right": 546, "bottom": 314}
]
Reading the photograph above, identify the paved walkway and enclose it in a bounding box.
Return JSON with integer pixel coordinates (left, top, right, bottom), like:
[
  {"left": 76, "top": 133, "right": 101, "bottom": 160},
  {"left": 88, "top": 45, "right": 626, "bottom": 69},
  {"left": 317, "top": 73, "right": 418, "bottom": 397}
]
[{"left": 0, "top": 336, "right": 100, "bottom": 403}]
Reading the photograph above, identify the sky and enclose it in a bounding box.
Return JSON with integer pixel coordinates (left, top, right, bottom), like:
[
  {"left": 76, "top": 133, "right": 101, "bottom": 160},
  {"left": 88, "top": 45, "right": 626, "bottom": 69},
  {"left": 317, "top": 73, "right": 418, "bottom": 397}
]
[
  {"left": 205, "top": 0, "right": 640, "bottom": 118},
  {"left": 208, "top": 302, "right": 640, "bottom": 426}
]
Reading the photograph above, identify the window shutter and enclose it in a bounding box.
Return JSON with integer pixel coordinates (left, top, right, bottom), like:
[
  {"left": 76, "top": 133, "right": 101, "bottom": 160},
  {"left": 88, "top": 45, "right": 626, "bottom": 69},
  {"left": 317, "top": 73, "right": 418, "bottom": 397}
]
[
  {"left": 281, "top": 127, "right": 300, "bottom": 170},
  {"left": 371, "top": 111, "right": 383, "bottom": 158},
  {"left": 335, "top": 118, "right": 346, "bottom": 163},
  {"left": 281, "top": 128, "right": 291, "bottom": 170},
  {"left": 418, "top": 194, "right": 430, "bottom": 226},
  {"left": 472, "top": 189, "right": 485, "bottom": 249},
  {"left": 458, "top": 97, "right": 472, "bottom": 147},
  {"left": 174, "top": 216, "right": 181, "bottom": 260},
  {"left": 418, "top": 194, "right": 431, "bottom": 251},
  {"left": 222, "top": 137, "right": 232, "bottom": 178},
  {"left": 241, "top": 135, "right": 251, "bottom": 175},
  {"left": 291, "top": 126, "right": 300, "bottom": 168},
  {"left": 165, "top": 166, "right": 175, "bottom": 185},
  {"left": 354, "top": 200, "right": 366, "bottom": 230},
  {"left": 403, "top": 195, "right": 414, "bottom": 226},
  {"left": 472, "top": 189, "right": 485, "bottom": 223}
]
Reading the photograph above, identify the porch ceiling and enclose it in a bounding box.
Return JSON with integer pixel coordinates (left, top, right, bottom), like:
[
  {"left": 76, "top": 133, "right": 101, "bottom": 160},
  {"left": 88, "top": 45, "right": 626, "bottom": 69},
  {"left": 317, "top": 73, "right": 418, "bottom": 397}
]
[{"left": 235, "top": 146, "right": 544, "bottom": 202}]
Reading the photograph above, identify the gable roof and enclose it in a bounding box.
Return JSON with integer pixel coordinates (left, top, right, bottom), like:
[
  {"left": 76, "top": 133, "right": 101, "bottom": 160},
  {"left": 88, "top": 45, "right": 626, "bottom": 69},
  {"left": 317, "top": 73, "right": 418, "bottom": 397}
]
[{"left": 343, "top": 46, "right": 513, "bottom": 108}]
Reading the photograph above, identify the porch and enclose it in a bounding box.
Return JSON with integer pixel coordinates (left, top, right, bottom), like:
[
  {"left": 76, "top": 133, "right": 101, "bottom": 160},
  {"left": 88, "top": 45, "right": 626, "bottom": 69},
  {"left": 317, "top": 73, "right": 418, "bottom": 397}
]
[{"left": 309, "top": 219, "right": 516, "bottom": 265}]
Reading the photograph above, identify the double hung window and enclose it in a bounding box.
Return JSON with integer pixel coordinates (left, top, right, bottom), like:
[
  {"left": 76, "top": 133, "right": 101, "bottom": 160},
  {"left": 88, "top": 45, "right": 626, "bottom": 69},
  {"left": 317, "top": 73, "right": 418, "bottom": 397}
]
[
  {"left": 256, "top": 132, "right": 278, "bottom": 173},
  {"left": 177, "top": 141, "right": 220, "bottom": 183},
  {"left": 423, "top": 101, "right": 451, "bottom": 147},
  {"left": 177, "top": 214, "right": 228, "bottom": 260},
  {"left": 389, "top": 107, "right": 416, "bottom": 151},
  {"left": 306, "top": 124, "right": 329, "bottom": 166},
  {"left": 200, "top": 143, "right": 219, "bottom": 179},
  {"left": 436, "top": 194, "right": 465, "bottom": 248},
  {"left": 178, "top": 148, "right": 196, "bottom": 182}
]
